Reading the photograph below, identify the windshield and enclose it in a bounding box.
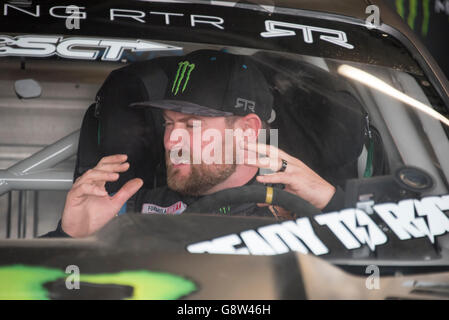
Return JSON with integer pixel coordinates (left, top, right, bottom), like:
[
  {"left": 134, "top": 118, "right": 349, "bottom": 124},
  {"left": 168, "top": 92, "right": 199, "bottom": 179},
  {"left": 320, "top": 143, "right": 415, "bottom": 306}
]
[
  {"left": 1, "top": 42, "right": 448, "bottom": 234},
  {"left": 0, "top": 2, "right": 448, "bottom": 259}
]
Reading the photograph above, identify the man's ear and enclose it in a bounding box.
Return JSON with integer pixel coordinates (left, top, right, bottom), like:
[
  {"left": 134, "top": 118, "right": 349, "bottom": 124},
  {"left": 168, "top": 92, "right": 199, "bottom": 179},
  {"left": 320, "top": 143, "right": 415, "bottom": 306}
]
[{"left": 237, "top": 114, "right": 262, "bottom": 142}]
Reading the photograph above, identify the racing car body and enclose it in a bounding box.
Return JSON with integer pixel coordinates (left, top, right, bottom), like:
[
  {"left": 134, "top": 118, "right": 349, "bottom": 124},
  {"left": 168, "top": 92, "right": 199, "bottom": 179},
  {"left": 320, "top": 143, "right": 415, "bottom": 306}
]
[{"left": 0, "top": 0, "right": 449, "bottom": 300}]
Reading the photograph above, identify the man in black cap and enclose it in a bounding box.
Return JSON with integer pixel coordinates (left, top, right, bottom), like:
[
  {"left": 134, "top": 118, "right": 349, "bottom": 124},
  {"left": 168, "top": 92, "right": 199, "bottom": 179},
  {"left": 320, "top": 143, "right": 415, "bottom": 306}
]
[{"left": 58, "top": 50, "right": 342, "bottom": 238}]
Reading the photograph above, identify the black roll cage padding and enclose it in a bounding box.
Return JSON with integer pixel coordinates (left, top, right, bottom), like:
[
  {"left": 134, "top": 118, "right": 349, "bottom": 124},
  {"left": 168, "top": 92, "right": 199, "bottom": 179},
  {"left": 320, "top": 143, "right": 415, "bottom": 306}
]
[{"left": 184, "top": 185, "right": 321, "bottom": 218}]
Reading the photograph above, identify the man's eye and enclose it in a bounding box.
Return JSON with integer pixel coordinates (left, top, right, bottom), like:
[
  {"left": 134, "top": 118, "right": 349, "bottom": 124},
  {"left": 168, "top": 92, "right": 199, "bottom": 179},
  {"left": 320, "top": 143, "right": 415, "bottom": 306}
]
[
  {"left": 163, "top": 122, "right": 173, "bottom": 127},
  {"left": 187, "top": 121, "right": 201, "bottom": 128}
]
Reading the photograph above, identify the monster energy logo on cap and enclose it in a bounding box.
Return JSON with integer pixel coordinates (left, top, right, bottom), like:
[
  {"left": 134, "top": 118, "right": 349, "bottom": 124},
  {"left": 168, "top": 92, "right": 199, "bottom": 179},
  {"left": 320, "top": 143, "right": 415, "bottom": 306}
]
[
  {"left": 172, "top": 61, "right": 195, "bottom": 95},
  {"left": 395, "top": 0, "right": 431, "bottom": 36}
]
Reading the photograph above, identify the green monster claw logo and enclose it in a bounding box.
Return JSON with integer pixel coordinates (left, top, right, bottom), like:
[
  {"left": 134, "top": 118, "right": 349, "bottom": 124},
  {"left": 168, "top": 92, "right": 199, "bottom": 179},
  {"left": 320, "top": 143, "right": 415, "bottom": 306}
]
[
  {"left": 172, "top": 61, "right": 195, "bottom": 95},
  {"left": 0, "top": 265, "right": 196, "bottom": 300},
  {"left": 219, "top": 206, "right": 231, "bottom": 214},
  {"left": 395, "top": 0, "right": 431, "bottom": 36}
]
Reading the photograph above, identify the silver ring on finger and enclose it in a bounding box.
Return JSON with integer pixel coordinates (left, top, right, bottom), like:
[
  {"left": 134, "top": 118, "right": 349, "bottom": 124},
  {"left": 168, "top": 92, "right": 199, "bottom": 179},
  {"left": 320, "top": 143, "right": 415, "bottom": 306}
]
[{"left": 278, "top": 159, "right": 287, "bottom": 173}]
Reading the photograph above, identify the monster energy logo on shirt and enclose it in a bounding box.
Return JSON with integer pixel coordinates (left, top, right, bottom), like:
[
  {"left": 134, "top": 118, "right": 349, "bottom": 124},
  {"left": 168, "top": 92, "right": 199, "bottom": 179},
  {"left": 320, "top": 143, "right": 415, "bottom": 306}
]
[{"left": 172, "top": 61, "right": 195, "bottom": 95}]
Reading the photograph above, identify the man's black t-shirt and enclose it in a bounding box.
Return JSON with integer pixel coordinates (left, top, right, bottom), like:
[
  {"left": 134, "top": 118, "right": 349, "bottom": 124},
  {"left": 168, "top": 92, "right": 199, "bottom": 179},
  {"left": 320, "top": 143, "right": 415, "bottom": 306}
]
[
  {"left": 126, "top": 175, "right": 274, "bottom": 217},
  {"left": 42, "top": 174, "right": 345, "bottom": 238}
]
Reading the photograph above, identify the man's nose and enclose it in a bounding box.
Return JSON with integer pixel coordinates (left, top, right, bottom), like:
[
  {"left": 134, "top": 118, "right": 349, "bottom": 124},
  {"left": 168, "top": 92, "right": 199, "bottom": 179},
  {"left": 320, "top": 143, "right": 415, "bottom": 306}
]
[{"left": 164, "top": 124, "right": 190, "bottom": 151}]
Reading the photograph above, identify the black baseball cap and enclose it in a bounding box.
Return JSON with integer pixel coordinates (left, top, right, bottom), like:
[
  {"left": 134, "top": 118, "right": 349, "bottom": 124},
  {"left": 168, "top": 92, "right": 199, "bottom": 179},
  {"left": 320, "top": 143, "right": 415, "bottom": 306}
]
[{"left": 130, "top": 50, "right": 274, "bottom": 121}]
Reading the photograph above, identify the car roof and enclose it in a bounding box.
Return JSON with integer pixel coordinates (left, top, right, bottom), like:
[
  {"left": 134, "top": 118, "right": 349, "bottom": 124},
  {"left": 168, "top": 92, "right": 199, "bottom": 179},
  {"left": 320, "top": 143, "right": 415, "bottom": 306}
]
[
  {"left": 2, "top": 0, "right": 448, "bottom": 101},
  {"left": 261, "top": 0, "right": 370, "bottom": 18},
  {"left": 173, "top": 0, "right": 387, "bottom": 22}
]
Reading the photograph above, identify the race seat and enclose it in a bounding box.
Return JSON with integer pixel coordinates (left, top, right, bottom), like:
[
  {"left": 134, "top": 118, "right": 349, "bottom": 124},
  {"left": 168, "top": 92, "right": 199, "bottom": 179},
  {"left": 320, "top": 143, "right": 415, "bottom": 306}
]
[
  {"left": 74, "top": 56, "right": 179, "bottom": 194},
  {"left": 252, "top": 52, "right": 389, "bottom": 188}
]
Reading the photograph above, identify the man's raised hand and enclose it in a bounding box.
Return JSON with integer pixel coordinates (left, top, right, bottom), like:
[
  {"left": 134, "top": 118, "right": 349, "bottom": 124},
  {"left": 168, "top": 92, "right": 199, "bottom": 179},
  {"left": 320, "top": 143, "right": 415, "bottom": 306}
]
[
  {"left": 240, "top": 142, "right": 336, "bottom": 211},
  {"left": 61, "top": 154, "right": 143, "bottom": 238}
]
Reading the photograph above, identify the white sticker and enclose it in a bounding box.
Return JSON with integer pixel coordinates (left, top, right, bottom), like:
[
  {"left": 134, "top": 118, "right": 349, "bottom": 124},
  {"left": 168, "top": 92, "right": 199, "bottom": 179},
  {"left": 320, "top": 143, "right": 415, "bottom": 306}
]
[
  {"left": 261, "top": 20, "right": 354, "bottom": 49},
  {"left": 0, "top": 35, "right": 182, "bottom": 61},
  {"left": 187, "top": 194, "right": 449, "bottom": 256},
  {"left": 374, "top": 196, "right": 449, "bottom": 243},
  {"left": 187, "top": 217, "right": 329, "bottom": 256},
  {"left": 142, "top": 201, "right": 187, "bottom": 215}
]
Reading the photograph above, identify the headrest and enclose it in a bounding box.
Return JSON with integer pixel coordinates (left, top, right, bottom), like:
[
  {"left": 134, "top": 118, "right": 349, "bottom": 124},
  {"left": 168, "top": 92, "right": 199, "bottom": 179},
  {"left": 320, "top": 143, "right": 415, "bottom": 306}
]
[
  {"left": 89, "top": 57, "right": 178, "bottom": 193},
  {"left": 252, "top": 52, "right": 365, "bottom": 183}
]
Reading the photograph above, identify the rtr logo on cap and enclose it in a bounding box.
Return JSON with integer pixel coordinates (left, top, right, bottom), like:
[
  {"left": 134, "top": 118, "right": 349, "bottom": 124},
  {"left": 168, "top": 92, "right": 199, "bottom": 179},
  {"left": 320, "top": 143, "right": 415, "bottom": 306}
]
[{"left": 235, "top": 97, "right": 256, "bottom": 113}]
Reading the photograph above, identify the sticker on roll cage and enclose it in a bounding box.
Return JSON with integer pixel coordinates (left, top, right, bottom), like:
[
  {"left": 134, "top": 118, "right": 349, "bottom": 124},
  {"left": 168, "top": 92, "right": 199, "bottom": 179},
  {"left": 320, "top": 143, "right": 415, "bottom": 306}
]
[
  {"left": 187, "top": 194, "right": 449, "bottom": 256},
  {"left": 0, "top": 35, "right": 182, "bottom": 61}
]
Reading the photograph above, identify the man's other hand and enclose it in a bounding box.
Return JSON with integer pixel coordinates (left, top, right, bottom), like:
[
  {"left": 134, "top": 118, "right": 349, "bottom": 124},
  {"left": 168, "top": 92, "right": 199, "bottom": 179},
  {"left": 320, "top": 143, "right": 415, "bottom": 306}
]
[
  {"left": 61, "top": 154, "right": 143, "bottom": 238},
  {"left": 241, "top": 142, "right": 336, "bottom": 211}
]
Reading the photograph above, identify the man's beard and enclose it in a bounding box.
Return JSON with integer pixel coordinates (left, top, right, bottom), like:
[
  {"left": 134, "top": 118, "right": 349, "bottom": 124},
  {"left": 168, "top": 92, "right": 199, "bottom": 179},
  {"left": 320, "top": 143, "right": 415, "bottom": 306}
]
[{"left": 166, "top": 154, "right": 236, "bottom": 196}]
